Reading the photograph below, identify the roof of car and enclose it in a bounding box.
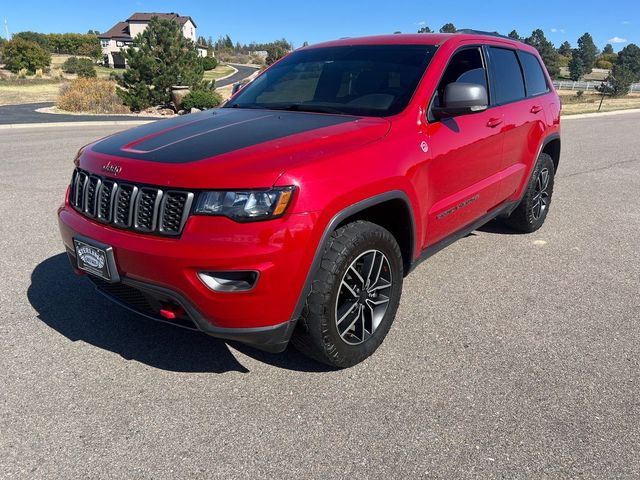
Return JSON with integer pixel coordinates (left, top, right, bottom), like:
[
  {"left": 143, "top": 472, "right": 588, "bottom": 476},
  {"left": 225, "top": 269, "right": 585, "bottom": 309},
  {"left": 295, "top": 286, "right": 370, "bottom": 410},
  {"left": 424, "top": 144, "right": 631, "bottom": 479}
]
[{"left": 305, "top": 33, "right": 528, "bottom": 50}]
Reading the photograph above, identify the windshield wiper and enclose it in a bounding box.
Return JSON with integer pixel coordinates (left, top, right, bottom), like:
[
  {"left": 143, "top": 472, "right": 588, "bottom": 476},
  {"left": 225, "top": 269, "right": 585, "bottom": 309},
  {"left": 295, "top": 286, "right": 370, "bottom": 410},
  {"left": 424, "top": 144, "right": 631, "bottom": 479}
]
[
  {"left": 265, "top": 104, "right": 346, "bottom": 115},
  {"left": 228, "top": 103, "right": 265, "bottom": 109}
]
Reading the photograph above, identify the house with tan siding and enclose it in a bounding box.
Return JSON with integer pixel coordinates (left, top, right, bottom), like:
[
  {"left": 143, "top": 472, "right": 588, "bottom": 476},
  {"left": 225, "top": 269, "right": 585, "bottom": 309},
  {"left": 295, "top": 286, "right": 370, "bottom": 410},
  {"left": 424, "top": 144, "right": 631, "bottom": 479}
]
[{"left": 99, "top": 12, "right": 208, "bottom": 68}]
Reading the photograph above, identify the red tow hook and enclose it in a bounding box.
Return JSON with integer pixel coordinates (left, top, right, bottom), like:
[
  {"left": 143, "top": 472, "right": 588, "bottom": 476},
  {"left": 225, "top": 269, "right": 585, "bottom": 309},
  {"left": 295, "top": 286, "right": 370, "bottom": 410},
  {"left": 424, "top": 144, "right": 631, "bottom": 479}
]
[{"left": 159, "top": 304, "right": 185, "bottom": 320}]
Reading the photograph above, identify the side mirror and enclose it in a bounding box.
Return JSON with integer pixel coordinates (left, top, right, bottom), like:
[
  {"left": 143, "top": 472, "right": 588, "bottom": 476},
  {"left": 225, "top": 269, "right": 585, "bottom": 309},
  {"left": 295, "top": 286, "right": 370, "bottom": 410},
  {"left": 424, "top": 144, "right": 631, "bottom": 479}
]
[{"left": 432, "top": 82, "right": 488, "bottom": 119}]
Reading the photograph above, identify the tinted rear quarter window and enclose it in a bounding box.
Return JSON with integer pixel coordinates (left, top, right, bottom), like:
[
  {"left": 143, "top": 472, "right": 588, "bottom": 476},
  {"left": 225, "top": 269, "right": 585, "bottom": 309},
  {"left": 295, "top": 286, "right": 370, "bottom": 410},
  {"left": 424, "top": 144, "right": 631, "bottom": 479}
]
[
  {"left": 520, "top": 51, "right": 549, "bottom": 96},
  {"left": 488, "top": 47, "right": 525, "bottom": 104}
]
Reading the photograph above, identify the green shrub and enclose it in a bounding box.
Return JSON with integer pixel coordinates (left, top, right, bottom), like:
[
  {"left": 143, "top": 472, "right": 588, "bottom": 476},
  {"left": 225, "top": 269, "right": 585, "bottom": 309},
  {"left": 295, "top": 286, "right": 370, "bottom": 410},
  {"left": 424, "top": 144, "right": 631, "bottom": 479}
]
[
  {"left": 57, "top": 78, "right": 129, "bottom": 113},
  {"left": 2, "top": 38, "right": 51, "bottom": 74},
  {"left": 201, "top": 56, "right": 218, "bottom": 70},
  {"left": 595, "top": 59, "right": 613, "bottom": 70},
  {"left": 181, "top": 89, "right": 222, "bottom": 110},
  {"left": 62, "top": 57, "right": 96, "bottom": 77},
  {"left": 62, "top": 56, "right": 79, "bottom": 73}
]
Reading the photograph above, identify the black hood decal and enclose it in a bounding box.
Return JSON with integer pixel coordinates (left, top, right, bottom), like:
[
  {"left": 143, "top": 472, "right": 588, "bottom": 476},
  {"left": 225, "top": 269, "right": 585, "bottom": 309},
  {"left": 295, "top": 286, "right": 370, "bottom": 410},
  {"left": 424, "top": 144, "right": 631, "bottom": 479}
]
[{"left": 90, "top": 109, "right": 359, "bottom": 163}]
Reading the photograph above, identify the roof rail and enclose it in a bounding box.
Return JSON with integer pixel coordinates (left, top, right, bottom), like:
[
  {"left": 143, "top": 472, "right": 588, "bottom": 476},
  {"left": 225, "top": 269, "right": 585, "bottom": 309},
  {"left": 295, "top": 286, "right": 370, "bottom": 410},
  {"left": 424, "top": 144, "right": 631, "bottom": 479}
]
[{"left": 455, "top": 29, "right": 519, "bottom": 42}]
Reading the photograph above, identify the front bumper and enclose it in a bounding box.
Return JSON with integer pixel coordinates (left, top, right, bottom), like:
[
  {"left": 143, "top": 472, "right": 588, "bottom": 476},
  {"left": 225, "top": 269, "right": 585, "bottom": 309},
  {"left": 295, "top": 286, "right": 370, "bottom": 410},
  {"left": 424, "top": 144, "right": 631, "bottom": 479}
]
[{"left": 58, "top": 191, "right": 318, "bottom": 352}]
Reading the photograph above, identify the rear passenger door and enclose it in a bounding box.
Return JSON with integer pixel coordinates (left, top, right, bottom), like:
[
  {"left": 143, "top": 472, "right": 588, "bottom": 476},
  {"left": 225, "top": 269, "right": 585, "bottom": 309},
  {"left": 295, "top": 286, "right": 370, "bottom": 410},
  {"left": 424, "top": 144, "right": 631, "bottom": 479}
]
[{"left": 486, "top": 47, "right": 549, "bottom": 201}]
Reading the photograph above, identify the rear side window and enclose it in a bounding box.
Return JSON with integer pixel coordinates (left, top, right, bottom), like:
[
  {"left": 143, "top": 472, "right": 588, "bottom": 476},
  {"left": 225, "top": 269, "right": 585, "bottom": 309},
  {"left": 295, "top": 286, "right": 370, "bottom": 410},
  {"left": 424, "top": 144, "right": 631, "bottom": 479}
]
[
  {"left": 519, "top": 51, "right": 549, "bottom": 96},
  {"left": 488, "top": 47, "right": 525, "bottom": 104}
]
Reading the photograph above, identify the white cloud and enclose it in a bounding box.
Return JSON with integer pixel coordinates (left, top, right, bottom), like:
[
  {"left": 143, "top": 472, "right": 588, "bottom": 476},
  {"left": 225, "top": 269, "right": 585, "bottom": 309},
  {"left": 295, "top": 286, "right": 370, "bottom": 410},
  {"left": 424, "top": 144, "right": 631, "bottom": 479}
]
[
  {"left": 621, "top": 21, "right": 631, "bottom": 25},
  {"left": 550, "top": 28, "right": 566, "bottom": 33},
  {"left": 608, "top": 36, "right": 628, "bottom": 44},
  {"left": 418, "top": 21, "right": 426, "bottom": 26}
]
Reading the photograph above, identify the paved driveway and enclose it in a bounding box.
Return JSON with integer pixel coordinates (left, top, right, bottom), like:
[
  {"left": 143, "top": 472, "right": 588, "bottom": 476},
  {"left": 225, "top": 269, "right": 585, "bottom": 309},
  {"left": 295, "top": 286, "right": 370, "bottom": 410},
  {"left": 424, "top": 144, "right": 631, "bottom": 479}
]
[{"left": 0, "top": 113, "right": 638, "bottom": 478}]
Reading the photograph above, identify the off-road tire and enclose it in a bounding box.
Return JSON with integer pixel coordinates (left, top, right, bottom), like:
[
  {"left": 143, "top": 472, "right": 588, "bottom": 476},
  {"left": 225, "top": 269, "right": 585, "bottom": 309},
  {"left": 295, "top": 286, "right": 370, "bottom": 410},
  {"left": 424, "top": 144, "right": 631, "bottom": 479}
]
[
  {"left": 291, "top": 221, "right": 404, "bottom": 368},
  {"left": 504, "top": 152, "right": 555, "bottom": 233}
]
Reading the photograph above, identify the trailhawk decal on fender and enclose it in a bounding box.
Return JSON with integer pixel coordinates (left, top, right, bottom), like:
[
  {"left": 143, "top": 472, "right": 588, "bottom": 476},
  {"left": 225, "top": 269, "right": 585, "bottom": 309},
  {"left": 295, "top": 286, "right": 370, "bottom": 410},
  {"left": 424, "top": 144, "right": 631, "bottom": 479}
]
[
  {"left": 436, "top": 194, "right": 480, "bottom": 219},
  {"left": 90, "top": 108, "right": 359, "bottom": 164}
]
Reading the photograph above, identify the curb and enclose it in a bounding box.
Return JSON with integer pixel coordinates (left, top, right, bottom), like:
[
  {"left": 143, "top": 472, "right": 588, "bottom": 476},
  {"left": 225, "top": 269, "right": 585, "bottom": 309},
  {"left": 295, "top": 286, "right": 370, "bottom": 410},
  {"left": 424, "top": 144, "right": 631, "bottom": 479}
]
[
  {"left": 213, "top": 64, "right": 238, "bottom": 83},
  {"left": 3, "top": 106, "right": 638, "bottom": 130},
  {"left": 562, "top": 108, "right": 640, "bottom": 120},
  {"left": 0, "top": 120, "right": 155, "bottom": 130}
]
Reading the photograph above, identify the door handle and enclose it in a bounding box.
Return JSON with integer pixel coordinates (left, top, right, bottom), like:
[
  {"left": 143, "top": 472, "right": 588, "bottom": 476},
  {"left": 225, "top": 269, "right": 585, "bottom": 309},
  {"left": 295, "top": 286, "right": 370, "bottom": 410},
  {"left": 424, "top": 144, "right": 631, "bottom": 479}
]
[
  {"left": 486, "top": 118, "right": 503, "bottom": 128},
  {"left": 530, "top": 105, "right": 543, "bottom": 114}
]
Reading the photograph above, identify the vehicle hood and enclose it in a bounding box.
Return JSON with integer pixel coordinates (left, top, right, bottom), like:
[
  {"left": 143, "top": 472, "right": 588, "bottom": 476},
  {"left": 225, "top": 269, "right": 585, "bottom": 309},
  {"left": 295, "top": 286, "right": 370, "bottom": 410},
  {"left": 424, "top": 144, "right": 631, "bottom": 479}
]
[{"left": 80, "top": 108, "right": 391, "bottom": 188}]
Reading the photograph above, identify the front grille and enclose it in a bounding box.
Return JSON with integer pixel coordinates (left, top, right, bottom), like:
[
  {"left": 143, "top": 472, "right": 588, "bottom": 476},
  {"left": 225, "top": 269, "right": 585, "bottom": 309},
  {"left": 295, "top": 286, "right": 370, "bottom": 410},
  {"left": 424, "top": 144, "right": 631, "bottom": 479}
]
[{"left": 70, "top": 168, "right": 194, "bottom": 236}]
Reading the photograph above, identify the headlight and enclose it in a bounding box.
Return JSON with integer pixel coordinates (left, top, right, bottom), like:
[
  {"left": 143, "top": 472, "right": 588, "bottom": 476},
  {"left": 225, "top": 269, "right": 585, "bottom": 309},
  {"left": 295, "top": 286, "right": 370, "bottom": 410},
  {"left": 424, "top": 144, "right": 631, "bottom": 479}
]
[{"left": 194, "top": 187, "right": 295, "bottom": 221}]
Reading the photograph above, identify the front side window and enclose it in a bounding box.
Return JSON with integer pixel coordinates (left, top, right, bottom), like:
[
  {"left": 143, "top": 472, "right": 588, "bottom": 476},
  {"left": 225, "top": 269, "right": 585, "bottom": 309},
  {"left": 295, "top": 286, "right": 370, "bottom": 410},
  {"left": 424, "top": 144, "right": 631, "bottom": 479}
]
[
  {"left": 488, "top": 47, "right": 526, "bottom": 104},
  {"left": 226, "top": 45, "right": 437, "bottom": 117},
  {"left": 520, "top": 51, "right": 549, "bottom": 96},
  {"left": 433, "top": 47, "right": 488, "bottom": 108}
]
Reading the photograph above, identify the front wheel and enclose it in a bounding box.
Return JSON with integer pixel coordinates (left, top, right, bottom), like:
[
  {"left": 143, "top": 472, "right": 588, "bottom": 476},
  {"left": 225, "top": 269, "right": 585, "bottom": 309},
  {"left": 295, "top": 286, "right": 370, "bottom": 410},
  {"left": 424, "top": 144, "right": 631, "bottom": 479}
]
[
  {"left": 291, "top": 221, "right": 404, "bottom": 368},
  {"left": 504, "top": 152, "right": 555, "bottom": 233}
]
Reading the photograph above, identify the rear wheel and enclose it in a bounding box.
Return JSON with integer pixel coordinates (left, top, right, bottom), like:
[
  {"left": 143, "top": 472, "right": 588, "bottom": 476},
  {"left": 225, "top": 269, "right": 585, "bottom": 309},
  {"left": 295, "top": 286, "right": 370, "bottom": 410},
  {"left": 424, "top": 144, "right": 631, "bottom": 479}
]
[
  {"left": 504, "top": 152, "right": 555, "bottom": 233},
  {"left": 292, "top": 221, "right": 403, "bottom": 368}
]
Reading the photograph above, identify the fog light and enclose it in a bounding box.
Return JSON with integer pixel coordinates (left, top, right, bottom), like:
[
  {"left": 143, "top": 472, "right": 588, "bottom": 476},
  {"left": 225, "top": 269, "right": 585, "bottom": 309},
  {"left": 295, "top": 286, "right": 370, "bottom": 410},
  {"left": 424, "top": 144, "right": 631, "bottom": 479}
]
[{"left": 198, "top": 271, "right": 258, "bottom": 292}]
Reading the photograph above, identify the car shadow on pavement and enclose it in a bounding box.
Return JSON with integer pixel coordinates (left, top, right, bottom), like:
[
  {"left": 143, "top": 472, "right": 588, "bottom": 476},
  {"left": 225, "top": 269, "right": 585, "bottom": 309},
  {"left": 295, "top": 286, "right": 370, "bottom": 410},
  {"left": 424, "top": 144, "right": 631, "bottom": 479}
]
[
  {"left": 476, "top": 218, "right": 521, "bottom": 235},
  {"left": 28, "top": 254, "right": 333, "bottom": 374}
]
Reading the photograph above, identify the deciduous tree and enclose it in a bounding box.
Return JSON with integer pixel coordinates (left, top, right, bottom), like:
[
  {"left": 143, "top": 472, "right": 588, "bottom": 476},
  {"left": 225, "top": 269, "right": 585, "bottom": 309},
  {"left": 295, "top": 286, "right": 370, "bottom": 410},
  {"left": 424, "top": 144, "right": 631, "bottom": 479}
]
[{"left": 2, "top": 37, "right": 51, "bottom": 74}]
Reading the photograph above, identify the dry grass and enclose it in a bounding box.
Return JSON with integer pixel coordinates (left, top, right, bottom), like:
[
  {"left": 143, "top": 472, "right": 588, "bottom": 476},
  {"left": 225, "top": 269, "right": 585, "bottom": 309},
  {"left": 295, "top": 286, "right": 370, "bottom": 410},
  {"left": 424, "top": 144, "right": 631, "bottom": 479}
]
[
  {"left": 559, "top": 90, "right": 640, "bottom": 115},
  {"left": 203, "top": 64, "right": 235, "bottom": 82},
  {"left": 558, "top": 67, "right": 609, "bottom": 82},
  {"left": 215, "top": 84, "right": 234, "bottom": 101},
  {"left": 0, "top": 82, "right": 63, "bottom": 105}
]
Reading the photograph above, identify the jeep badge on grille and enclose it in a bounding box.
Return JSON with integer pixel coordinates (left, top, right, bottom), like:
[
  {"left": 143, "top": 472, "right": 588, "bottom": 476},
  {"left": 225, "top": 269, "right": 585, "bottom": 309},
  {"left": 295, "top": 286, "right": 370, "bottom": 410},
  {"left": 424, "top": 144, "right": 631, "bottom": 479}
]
[{"left": 102, "top": 162, "right": 122, "bottom": 176}]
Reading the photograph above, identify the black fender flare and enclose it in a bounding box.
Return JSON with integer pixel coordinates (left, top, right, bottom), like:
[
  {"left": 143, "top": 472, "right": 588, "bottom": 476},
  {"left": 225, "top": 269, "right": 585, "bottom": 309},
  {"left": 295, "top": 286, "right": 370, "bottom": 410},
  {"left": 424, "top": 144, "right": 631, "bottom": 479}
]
[{"left": 289, "top": 190, "right": 416, "bottom": 322}]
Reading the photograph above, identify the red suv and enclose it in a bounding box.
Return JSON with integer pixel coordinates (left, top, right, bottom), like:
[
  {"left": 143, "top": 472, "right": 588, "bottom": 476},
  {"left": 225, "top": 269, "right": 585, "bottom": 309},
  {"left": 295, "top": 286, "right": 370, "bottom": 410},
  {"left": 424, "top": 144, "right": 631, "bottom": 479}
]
[{"left": 58, "top": 32, "right": 560, "bottom": 367}]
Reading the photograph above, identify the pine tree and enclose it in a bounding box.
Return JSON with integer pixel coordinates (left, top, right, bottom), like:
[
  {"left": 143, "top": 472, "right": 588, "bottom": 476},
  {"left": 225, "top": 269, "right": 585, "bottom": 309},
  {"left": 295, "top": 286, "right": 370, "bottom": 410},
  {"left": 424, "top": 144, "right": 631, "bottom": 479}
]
[
  {"left": 525, "top": 29, "right": 561, "bottom": 79},
  {"left": 418, "top": 26, "right": 433, "bottom": 33},
  {"left": 576, "top": 32, "right": 598, "bottom": 74},
  {"left": 603, "top": 44, "right": 614, "bottom": 55},
  {"left": 558, "top": 41, "right": 572, "bottom": 57},
  {"left": 439, "top": 23, "right": 457, "bottom": 33},
  {"left": 616, "top": 43, "right": 640, "bottom": 81},
  {"left": 508, "top": 30, "right": 521, "bottom": 41},
  {"left": 117, "top": 18, "right": 204, "bottom": 111},
  {"left": 597, "top": 64, "right": 635, "bottom": 97},
  {"left": 568, "top": 51, "right": 585, "bottom": 80}
]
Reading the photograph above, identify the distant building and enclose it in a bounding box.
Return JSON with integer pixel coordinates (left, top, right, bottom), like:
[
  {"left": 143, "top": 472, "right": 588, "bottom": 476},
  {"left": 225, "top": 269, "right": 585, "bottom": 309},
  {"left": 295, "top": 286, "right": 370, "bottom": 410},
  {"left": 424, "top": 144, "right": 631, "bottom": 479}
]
[
  {"left": 99, "top": 12, "right": 209, "bottom": 68},
  {"left": 250, "top": 50, "right": 269, "bottom": 61}
]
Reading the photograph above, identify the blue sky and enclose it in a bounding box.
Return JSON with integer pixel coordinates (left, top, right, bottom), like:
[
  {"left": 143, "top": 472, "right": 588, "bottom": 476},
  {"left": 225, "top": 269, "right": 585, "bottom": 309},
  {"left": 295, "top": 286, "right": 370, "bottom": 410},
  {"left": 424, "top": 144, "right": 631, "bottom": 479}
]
[{"left": 2, "top": 0, "right": 638, "bottom": 51}]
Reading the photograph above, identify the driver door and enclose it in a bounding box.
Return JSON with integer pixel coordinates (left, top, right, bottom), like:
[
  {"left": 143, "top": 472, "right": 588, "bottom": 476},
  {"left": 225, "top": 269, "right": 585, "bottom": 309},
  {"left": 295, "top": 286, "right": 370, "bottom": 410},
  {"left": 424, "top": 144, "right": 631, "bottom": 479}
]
[{"left": 422, "top": 46, "right": 505, "bottom": 246}]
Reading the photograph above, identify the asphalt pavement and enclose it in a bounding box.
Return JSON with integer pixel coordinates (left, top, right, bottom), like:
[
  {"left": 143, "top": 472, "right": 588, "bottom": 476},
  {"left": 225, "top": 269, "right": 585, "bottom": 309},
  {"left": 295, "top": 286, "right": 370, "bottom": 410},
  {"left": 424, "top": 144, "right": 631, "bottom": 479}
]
[
  {"left": 0, "top": 113, "right": 639, "bottom": 478},
  {"left": 217, "top": 64, "right": 260, "bottom": 87},
  {"left": 0, "top": 64, "right": 258, "bottom": 125}
]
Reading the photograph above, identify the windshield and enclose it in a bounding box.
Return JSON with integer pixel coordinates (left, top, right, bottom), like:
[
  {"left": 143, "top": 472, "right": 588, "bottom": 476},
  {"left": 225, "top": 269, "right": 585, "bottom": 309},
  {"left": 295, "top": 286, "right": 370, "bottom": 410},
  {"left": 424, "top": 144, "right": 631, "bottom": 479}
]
[{"left": 225, "top": 44, "right": 438, "bottom": 117}]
